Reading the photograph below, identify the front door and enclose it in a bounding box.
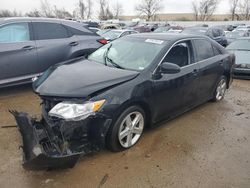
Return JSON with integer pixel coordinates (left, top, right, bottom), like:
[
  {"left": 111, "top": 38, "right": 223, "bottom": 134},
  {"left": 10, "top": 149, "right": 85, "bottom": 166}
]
[
  {"left": 0, "top": 22, "right": 38, "bottom": 84},
  {"left": 152, "top": 40, "right": 200, "bottom": 122}
]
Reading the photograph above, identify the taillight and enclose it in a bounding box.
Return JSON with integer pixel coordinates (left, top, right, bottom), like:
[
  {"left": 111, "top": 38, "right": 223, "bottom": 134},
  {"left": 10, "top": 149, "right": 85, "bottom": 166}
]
[{"left": 98, "top": 39, "right": 108, "bottom": 45}]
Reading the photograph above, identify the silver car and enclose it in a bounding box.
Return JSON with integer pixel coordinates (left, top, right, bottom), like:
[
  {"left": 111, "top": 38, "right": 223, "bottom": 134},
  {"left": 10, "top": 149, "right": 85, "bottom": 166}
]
[
  {"left": 98, "top": 29, "right": 138, "bottom": 41},
  {"left": 0, "top": 17, "right": 106, "bottom": 88}
]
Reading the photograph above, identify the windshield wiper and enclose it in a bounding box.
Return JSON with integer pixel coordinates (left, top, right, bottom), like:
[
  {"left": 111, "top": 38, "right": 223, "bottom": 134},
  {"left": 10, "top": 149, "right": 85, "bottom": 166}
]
[
  {"left": 103, "top": 43, "right": 125, "bottom": 69},
  {"left": 103, "top": 43, "right": 112, "bottom": 66},
  {"left": 106, "top": 56, "right": 125, "bottom": 69}
]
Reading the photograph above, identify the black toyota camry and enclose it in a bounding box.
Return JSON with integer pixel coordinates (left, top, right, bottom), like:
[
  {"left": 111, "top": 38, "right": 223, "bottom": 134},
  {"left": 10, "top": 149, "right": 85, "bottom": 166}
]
[{"left": 12, "top": 33, "right": 235, "bottom": 170}]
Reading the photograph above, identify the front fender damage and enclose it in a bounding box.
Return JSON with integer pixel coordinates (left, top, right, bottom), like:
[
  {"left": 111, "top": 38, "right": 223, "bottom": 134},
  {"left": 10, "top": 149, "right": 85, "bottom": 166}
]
[{"left": 10, "top": 111, "right": 111, "bottom": 170}]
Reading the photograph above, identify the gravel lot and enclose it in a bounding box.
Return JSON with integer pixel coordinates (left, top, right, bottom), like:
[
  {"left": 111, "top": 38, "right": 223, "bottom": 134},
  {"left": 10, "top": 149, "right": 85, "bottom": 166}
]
[{"left": 0, "top": 79, "right": 249, "bottom": 188}]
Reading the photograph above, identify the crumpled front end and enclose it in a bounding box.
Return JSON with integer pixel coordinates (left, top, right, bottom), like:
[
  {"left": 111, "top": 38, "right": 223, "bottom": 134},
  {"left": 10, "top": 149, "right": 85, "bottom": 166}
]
[{"left": 11, "top": 99, "right": 111, "bottom": 170}]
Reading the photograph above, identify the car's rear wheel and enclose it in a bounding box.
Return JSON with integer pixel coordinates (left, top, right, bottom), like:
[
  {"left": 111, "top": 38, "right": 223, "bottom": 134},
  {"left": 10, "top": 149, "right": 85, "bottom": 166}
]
[
  {"left": 212, "top": 76, "right": 227, "bottom": 102},
  {"left": 107, "top": 106, "right": 145, "bottom": 152}
]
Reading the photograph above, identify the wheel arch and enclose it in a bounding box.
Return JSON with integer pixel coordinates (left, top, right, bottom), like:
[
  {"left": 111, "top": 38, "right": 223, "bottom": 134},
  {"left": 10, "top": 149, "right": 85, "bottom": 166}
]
[
  {"left": 223, "top": 71, "right": 230, "bottom": 89},
  {"left": 116, "top": 100, "right": 153, "bottom": 128}
]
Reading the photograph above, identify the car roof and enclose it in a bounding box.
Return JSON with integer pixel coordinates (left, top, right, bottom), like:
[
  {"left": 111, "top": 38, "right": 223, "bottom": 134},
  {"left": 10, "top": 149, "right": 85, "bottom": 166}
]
[
  {"left": 0, "top": 17, "right": 95, "bottom": 34},
  {"left": 109, "top": 29, "right": 136, "bottom": 32},
  {"left": 236, "top": 37, "right": 250, "bottom": 40},
  {"left": 0, "top": 17, "right": 77, "bottom": 25},
  {"left": 128, "top": 33, "right": 207, "bottom": 41}
]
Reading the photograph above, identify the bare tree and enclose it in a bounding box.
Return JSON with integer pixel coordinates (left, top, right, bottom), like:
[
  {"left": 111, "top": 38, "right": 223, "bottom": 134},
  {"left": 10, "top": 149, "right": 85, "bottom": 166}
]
[
  {"left": 192, "top": 1, "right": 199, "bottom": 21},
  {"left": 238, "top": 0, "right": 250, "bottom": 20},
  {"left": 0, "top": 9, "right": 22, "bottom": 17},
  {"left": 79, "top": 0, "right": 87, "bottom": 20},
  {"left": 135, "top": 0, "right": 163, "bottom": 21},
  {"left": 86, "top": 0, "right": 93, "bottom": 19},
  {"left": 54, "top": 6, "right": 73, "bottom": 19},
  {"left": 113, "top": 2, "right": 123, "bottom": 19},
  {"left": 40, "top": 0, "right": 55, "bottom": 17},
  {"left": 199, "top": 0, "right": 220, "bottom": 21},
  {"left": 98, "top": 0, "right": 113, "bottom": 20},
  {"left": 230, "top": 0, "right": 240, "bottom": 20},
  {"left": 26, "top": 9, "right": 42, "bottom": 17},
  {"left": 99, "top": 0, "right": 107, "bottom": 20},
  {"left": 191, "top": 0, "right": 220, "bottom": 21}
]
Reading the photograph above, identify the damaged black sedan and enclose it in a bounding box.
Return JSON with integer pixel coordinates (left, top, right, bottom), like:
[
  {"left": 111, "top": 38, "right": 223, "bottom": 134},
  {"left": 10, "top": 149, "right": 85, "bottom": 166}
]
[{"left": 12, "top": 33, "right": 235, "bottom": 170}]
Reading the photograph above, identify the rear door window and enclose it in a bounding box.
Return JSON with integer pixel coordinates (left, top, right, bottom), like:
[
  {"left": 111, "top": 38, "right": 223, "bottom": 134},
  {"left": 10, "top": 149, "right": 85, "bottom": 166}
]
[
  {"left": 33, "top": 22, "right": 69, "bottom": 40},
  {"left": 193, "top": 39, "right": 214, "bottom": 62},
  {"left": 0, "top": 23, "right": 30, "bottom": 43}
]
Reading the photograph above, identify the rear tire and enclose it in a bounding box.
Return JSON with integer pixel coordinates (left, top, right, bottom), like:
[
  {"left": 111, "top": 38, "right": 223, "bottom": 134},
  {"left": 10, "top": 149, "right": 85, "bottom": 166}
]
[
  {"left": 106, "top": 106, "right": 145, "bottom": 152},
  {"left": 212, "top": 76, "right": 227, "bottom": 102}
]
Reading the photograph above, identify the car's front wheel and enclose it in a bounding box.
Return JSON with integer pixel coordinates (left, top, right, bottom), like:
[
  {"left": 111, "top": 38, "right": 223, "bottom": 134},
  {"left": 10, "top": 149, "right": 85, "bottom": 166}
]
[
  {"left": 212, "top": 76, "right": 227, "bottom": 102},
  {"left": 107, "top": 106, "right": 145, "bottom": 152}
]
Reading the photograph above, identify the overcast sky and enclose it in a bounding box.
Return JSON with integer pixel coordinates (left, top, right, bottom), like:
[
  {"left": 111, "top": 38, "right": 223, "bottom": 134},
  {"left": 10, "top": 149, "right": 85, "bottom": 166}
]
[{"left": 1, "top": 0, "right": 230, "bottom": 17}]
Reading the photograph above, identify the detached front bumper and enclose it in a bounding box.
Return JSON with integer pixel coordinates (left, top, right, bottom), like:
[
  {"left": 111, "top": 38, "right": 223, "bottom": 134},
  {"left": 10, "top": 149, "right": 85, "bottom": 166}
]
[{"left": 11, "top": 111, "right": 111, "bottom": 170}]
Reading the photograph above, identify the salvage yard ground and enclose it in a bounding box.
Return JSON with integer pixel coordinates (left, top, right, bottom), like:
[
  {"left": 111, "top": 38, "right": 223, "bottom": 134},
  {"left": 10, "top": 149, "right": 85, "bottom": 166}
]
[{"left": 0, "top": 79, "right": 249, "bottom": 188}]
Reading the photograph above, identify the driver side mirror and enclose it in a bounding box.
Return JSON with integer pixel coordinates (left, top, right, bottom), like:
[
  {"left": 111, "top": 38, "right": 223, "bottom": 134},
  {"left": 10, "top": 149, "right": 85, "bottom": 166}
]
[{"left": 159, "top": 62, "right": 181, "bottom": 74}]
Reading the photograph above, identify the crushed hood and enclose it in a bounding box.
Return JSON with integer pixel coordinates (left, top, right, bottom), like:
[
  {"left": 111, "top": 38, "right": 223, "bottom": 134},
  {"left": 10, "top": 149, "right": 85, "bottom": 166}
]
[{"left": 33, "top": 58, "right": 139, "bottom": 98}]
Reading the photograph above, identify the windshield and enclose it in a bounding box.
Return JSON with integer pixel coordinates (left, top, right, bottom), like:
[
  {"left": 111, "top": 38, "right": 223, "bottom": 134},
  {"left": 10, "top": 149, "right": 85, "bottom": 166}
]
[
  {"left": 182, "top": 28, "right": 207, "bottom": 35},
  {"left": 101, "top": 30, "right": 122, "bottom": 40},
  {"left": 226, "top": 31, "right": 246, "bottom": 38},
  {"left": 88, "top": 37, "right": 166, "bottom": 71},
  {"left": 226, "top": 39, "right": 250, "bottom": 50},
  {"left": 154, "top": 27, "right": 169, "bottom": 33}
]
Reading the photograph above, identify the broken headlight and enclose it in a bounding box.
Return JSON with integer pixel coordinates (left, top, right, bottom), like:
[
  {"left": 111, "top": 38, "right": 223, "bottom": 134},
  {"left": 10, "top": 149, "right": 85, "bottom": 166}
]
[{"left": 49, "top": 100, "right": 105, "bottom": 121}]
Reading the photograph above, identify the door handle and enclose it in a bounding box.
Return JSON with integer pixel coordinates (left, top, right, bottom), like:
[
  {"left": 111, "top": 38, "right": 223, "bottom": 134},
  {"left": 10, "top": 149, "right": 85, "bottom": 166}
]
[
  {"left": 192, "top": 69, "right": 199, "bottom": 76},
  {"left": 69, "top": 42, "right": 79, "bottom": 46},
  {"left": 22, "top": 46, "right": 35, "bottom": 50}
]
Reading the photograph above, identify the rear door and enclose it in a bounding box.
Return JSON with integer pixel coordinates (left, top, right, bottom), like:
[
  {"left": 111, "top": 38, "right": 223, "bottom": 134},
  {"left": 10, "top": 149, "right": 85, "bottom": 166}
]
[
  {"left": 192, "top": 39, "right": 225, "bottom": 101},
  {"left": 0, "top": 22, "right": 38, "bottom": 84},
  {"left": 32, "top": 22, "right": 80, "bottom": 72},
  {"left": 152, "top": 40, "right": 200, "bottom": 122}
]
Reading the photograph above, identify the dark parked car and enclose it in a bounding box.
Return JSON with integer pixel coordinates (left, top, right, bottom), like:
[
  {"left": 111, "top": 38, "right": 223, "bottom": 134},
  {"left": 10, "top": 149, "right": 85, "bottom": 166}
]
[
  {"left": 133, "top": 25, "right": 151, "bottom": 33},
  {"left": 182, "top": 27, "right": 228, "bottom": 46},
  {"left": 226, "top": 38, "right": 250, "bottom": 79},
  {"left": 12, "top": 34, "right": 234, "bottom": 170},
  {"left": 0, "top": 18, "right": 106, "bottom": 88},
  {"left": 215, "top": 24, "right": 234, "bottom": 32},
  {"left": 81, "top": 21, "right": 100, "bottom": 28}
]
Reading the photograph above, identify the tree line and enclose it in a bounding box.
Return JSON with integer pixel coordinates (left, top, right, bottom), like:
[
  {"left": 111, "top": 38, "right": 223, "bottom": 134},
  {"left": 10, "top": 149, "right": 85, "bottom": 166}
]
[
  {"left": 0, "top": 0, "right": 250, "bottom": 21},
  {"left": 192, "top": 0, "right": 250, "bottom": 21},
  {"left": 0, "top": 0, "right": 123, "bottom": 20}
]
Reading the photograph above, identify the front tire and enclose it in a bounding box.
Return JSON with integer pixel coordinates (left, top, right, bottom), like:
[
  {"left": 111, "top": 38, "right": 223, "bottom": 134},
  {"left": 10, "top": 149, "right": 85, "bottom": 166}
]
[
  {"left": 212, "top": 76, "right": 227, "bottom": 102},
  {"left": 106, "top": 106, "right": 145, "bottom": 152}
]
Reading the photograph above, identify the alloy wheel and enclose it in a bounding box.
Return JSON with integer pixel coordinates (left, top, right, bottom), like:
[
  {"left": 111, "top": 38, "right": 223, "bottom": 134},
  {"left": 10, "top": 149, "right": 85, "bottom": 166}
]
[
  {"left": 118, "top": 111, "right": 144, "bottom": 148},
  {"left": 216, "top": 79, "right": 227, "bottom": 101}
]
